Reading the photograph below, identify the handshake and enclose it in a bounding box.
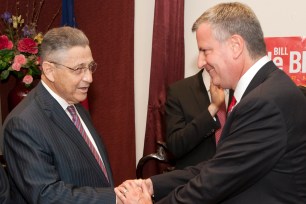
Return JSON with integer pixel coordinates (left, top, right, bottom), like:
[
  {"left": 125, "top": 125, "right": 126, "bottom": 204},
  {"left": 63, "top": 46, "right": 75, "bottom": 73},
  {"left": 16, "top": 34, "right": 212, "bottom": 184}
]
[{"left": 115, "top": 179, "right": 154, "bottom": 204}]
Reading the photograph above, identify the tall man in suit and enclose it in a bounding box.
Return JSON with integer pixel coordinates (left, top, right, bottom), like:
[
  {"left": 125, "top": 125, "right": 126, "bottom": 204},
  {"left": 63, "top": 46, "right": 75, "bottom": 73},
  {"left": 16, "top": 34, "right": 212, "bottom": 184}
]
[
  {"left": 116, "top": 2, "right": 306, "bottom": 203},
  {"left": 165, "top": 69, "right": 230, "bottom": 169},
  {"left": 2, "top": 27, "right": 117, "bottom": 203}
]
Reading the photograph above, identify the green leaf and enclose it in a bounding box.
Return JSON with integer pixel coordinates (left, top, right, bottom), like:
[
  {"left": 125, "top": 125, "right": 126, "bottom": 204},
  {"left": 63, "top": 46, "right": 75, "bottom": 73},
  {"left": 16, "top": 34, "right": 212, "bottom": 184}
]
[
  {"left": 0, "top": 49, "right": 14, "bottom": 57},
  {"left": 14, "top": 71, "right": 24, "bottom": 79},
  {"left": 0, "top": 61, "right": 8, "bottom": 70},
  {"left": 0, "top": 49, "right": 14, "bottom": 70},
  {"left": 0, "top": 70, "right": 10, "bottom": 80},
  {"left": 31, "top": 67, "right": 41, "bottom": 76}
]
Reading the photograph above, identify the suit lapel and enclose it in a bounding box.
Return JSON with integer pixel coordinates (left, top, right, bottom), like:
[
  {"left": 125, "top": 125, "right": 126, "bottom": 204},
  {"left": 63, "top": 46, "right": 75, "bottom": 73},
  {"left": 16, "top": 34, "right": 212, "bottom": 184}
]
[
  {"left": 35, "top": 83, "right": 110, "bottom": 184},
  {"left": 221, "top": 61, "right": 277, "bottom": 143},
  {"left": 242, "top": 61, "right": 277, "bottom": 99}
]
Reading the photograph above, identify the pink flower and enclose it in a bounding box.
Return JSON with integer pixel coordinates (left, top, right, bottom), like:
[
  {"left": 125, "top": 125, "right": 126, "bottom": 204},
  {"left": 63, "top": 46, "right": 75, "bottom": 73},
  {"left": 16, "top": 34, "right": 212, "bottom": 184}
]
[
  {"left": 14, "top": 54, "right": 27, "bottom": 65},
  {"left": 12, "top": 62, "right": 21, "bottom": 71},
  {"left": 0, "top": 35, "right": 13, "bottom": 50},
  {"left": 17, "top": 38, "right": 38, "bottom": 54},
  {"left": 22, "top": 75, "right": 33, "bottom": 85}
]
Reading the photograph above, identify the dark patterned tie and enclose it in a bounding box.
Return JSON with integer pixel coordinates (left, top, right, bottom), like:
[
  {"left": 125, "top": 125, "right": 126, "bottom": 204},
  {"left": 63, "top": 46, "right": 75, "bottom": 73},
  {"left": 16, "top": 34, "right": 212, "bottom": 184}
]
[
  {"left": 67, "top": 105, "right": 109, "bottom": 182},
  {"left": 215, "top": 102, "right": 226, "bottom": 144}
]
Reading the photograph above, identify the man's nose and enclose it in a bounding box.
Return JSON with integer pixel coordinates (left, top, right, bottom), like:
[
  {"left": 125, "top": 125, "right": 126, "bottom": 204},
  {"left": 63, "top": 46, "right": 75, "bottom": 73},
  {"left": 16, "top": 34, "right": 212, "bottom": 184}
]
[
  {"left": 197, "top": 54, "right": 207, "bottom": 69},
  {"left": 82, "top": 68, "right": 93, "bottom": 83}
]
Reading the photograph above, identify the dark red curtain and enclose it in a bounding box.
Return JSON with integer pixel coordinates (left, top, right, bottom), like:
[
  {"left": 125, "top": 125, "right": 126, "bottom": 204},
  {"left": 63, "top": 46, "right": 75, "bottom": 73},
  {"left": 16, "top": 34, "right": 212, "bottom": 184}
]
[
  {"left": 0, "top": 0, "right": 135, "bottom": 186},
  {"left": 142, "top": 0, "right": 185, "bottom": 177}
]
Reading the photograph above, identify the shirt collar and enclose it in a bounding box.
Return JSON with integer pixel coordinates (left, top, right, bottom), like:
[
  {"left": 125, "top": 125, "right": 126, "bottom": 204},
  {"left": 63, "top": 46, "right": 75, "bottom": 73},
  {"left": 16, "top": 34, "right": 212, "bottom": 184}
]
[
  {"left": 41, "top": 80, "right": 70, "bottom": 110},
  {"left": 234, "top": 55, "right": 270, "bottom": 103}
]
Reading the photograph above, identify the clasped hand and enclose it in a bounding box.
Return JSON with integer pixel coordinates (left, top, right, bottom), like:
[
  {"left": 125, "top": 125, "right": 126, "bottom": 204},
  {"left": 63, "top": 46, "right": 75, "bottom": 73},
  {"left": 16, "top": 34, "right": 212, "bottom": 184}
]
[
  {"left": 208, "top": 81, "right": 225, "bottom": 116},
  {"left": 115, "top": 179, "right": 153, "bottom": 204}
]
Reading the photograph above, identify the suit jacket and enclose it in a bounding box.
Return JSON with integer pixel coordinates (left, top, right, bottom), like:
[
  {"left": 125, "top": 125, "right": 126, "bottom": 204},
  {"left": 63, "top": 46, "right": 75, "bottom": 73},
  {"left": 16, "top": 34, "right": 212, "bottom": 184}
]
[
  {"left": 165, "top": 70, "right": 218, "bottom": 169},
  {"left": 152, "top": 61, "right": 306, "bottom": 203},
  {"left": 0, "top": 164, "right": 9, "bottom": 204},
  {"left": 2, "top": 82, "right": 116, "bottom": 204}
]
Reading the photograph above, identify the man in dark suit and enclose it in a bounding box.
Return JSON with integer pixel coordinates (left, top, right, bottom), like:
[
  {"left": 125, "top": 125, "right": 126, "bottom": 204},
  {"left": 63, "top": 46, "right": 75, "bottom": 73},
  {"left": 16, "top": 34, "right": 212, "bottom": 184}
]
[
  {"left": 2, "top": 27, "right": 117, "bottom": 203},
  {"left": 116, "top": 2, "right": 306, "bottom": 203},
  {"left": 165, "top": 69, "right": 230, "bottom": 169}
]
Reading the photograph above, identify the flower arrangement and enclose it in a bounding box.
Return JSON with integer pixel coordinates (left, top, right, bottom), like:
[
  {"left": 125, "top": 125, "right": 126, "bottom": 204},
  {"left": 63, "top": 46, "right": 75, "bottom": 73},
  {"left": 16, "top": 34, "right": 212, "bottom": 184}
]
[
  {"left": 0, "top": 0, "right": 60, "bottom": 87},
  {"left": 0, "top": 12, "right": 42, "bottom": 86}
]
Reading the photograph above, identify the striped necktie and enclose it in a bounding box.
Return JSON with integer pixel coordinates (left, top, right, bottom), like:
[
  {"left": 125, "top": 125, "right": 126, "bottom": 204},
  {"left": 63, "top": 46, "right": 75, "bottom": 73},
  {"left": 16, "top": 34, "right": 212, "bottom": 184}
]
[{"left": 67, "top": 105, "right": 109, "bottom": 182}]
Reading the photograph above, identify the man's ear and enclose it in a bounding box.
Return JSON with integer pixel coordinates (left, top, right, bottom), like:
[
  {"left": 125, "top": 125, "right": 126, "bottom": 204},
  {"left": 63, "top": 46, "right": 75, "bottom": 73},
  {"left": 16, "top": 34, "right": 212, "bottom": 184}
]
[
  {"left": 229, "top": 34, "right": 244, "bottom": 59},
  {"left": 41, "top": 61, "right": 55, "bottom": 82}
]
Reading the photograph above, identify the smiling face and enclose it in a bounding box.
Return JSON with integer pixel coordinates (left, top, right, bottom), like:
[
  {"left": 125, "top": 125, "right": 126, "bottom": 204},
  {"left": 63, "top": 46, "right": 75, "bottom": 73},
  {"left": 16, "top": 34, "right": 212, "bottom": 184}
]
[
  {"left": 196, "top": 23, "right": 241, "bottom": 90},
  {"left": 42, "top": 45, "right": 94, "bottom": 104}
]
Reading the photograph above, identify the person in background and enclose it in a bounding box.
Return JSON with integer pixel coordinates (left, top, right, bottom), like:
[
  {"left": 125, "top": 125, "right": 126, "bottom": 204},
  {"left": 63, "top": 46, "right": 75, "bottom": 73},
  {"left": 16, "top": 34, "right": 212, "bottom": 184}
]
[
  {"left": 115, "top": 2, "right": 306, "bottom": 203},
  {"left": 165, "top": 68, "right": 231, "bottom": 169},
  {"left": 2, "top": 26, "right": 118, "bottom": 203}
]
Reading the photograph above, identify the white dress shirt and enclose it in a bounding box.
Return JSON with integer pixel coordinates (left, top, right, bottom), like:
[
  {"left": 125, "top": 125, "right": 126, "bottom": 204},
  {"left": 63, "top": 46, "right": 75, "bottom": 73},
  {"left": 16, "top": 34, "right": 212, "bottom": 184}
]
[{"left": 234, "top": 56, "right": 270, "bottom": 106}]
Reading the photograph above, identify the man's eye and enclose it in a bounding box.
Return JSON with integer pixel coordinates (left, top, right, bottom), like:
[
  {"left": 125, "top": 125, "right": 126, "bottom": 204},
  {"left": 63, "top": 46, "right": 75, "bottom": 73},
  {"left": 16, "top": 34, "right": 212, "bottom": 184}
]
[
  {"left": 204, "top": 50, "right": 211, "bottom": 55},
  {"left": 75, "top": 66, "right": 84, "bottom": 70},
  {"left": 73, "top": 67, "right": 84, "bottom": 73}
]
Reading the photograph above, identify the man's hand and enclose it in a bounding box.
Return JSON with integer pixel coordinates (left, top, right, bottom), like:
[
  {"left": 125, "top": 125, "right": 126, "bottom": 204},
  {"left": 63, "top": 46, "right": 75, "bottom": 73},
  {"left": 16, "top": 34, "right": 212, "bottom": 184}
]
[
  {"left": 208, "top": 81, "right": 225, "bottom": 116},
  {"left": 115, "top": 179, "right": 153, "bottom": 204}
]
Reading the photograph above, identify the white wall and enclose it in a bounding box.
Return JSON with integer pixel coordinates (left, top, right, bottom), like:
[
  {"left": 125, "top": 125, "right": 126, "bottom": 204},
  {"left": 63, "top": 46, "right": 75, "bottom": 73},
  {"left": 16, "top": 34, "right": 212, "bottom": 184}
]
[
  {"left": 134, "top": 0, "right": 155, "bottom": 164},
  {"left": 134, "top": 0, "right": 306, "bottom": 163}
]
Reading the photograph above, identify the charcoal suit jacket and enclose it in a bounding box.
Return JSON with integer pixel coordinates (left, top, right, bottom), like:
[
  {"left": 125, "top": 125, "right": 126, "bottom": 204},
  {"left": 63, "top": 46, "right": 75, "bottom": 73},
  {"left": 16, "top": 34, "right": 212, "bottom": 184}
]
[
  {"left": 165, "top": 70, "right": 218, "bottom": 169},
  {"left": 0, "top": 164, "right": 9, "bottom": 204},
  {"left": 152, "top": 61, "right": 306, "bottom": 203},
  {"left": 2, "top": 82, "right": 115, "bottom": 204}
]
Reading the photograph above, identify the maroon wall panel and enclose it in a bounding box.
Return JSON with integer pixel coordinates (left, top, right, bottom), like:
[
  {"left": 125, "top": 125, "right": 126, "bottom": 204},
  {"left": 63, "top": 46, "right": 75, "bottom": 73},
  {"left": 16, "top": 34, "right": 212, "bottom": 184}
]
[{"left": 74, "top": 0, "right": 136, "bottom": 185}]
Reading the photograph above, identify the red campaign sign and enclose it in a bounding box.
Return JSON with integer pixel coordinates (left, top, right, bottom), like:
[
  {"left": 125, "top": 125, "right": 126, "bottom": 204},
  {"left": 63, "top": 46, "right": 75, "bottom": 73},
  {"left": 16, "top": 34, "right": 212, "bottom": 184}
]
[{"left": 265, "top": 37, "right": 306, "bottom": 86}]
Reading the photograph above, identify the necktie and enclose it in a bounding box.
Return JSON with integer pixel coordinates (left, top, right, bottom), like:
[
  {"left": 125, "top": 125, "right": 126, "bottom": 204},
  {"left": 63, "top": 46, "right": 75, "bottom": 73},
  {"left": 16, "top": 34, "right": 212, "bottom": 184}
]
[
  {"left": 227, "top": 96, "right": 237, "bottom": 113},
  {"left": 67, "top": 105, "right": 109, "bottom": 182},
  {"left": 215, "top": 102, "right": 226, "bottom": 144}
]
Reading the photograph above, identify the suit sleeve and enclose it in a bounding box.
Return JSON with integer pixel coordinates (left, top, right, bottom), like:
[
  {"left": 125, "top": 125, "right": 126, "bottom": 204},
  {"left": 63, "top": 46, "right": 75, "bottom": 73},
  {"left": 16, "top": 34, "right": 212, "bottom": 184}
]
[
  {"left": 3, "top": 117, "right": 115, "bottom": 204},
  {"left": 153, "top": 97, "right": 287, "bottom": 203},
  {"left": 165, "top": 86, "right": 219, "bottom": 158},
  {"left": 0, "top": 163, "right": 9, "bottom": 204}
]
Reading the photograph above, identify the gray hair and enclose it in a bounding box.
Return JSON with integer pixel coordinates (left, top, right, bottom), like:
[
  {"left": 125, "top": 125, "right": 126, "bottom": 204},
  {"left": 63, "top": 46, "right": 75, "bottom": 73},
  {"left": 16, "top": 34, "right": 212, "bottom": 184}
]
[
  {"left": 192, "top": 2, "right": 266, "bottom": 59},
  {"left": 40, "top": 26, "right": 89, "bottom": 62}
]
